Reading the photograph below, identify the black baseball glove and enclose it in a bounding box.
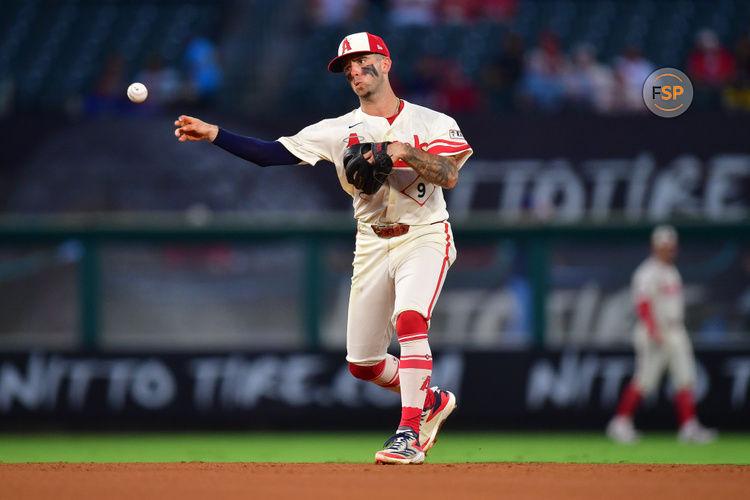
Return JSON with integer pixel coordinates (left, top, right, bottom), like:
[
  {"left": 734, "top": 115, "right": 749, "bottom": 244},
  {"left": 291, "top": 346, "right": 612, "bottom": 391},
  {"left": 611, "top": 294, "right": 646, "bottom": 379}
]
[{"left": 343, "top": 142, "right": 393, "bottom": 195}]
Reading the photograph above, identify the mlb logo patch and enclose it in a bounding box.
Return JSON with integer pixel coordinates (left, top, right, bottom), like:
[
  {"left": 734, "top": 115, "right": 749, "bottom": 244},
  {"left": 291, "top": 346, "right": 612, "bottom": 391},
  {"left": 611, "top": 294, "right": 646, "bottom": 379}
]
[{"left": 449, "top": 129, "right": 464, "bottom": 139}]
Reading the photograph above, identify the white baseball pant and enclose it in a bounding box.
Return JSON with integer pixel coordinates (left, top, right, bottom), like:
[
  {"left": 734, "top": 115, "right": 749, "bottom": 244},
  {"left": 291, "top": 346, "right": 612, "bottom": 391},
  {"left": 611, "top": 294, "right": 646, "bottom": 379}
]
[
  {"left": 632, "top": 325, "right": 697, "bottom": 395},
  {"left": 345, "top": 221, "right": 456, "bottom": 365}
]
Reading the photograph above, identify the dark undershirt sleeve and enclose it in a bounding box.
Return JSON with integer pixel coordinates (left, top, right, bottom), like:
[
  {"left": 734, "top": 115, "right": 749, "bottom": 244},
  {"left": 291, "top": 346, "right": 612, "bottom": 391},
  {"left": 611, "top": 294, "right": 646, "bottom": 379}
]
[{"left": 212, "top": 127, "right": 302, "bottom": 167}]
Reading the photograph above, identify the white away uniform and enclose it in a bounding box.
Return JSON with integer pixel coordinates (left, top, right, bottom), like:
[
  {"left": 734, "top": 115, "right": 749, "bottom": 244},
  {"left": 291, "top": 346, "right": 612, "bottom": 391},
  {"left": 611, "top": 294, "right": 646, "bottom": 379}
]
[
  {"left": 278, "top": 100, "right": 472, "bottom": 363},
  {"left": 631, "top": 256, "right": 696, "bottom": 394}
]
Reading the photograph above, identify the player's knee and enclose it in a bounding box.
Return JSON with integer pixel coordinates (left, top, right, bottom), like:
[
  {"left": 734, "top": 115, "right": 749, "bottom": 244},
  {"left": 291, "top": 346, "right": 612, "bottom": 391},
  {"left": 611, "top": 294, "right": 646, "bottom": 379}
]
[
  {"left": 635, "top": 379, "right": 657, "bottom": 396},
  {"left": 396, "top": 310, "right": 428, "bottom": 342},
  {"left": 673, "top": 380, "right": 695, "bottom": 394},
  {"left": 348, "top": 360, "right": 386, "bottom": 381}
]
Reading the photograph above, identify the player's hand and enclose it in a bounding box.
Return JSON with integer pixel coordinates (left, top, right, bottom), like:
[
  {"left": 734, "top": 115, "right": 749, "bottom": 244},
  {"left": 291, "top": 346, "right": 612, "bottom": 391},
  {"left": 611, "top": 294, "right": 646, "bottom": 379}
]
[
  {"left": 364, "top": 142, "right": 407, "bottom": 164},
  {"left": 362, "top": 150, "right": 375, "bottom": 164},
  {"left": 386, "top": 142, "right": 409, "bottom": 162},
  {"left": 174, "top": 115, "right": 219, "bottom": 142}
]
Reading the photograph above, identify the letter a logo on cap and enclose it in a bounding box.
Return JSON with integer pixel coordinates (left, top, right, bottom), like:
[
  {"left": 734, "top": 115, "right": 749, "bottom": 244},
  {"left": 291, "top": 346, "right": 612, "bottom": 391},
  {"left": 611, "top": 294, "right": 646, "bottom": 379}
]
[{"left": 329, "top": 32, "right": 390, "bottom": 73}]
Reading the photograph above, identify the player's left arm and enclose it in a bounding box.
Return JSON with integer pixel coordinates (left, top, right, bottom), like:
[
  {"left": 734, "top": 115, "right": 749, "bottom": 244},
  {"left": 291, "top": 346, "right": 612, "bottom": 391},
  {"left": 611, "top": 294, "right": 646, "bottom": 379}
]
[{"left": 386, "top": 142, "right": 462, "bottom": 189}]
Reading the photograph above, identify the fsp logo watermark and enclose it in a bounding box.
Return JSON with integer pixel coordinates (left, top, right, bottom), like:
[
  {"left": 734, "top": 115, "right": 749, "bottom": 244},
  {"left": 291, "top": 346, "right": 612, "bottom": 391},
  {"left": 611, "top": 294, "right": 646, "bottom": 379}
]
[{"left": 642, "top": 68, "right": 693, "bottom": 117}]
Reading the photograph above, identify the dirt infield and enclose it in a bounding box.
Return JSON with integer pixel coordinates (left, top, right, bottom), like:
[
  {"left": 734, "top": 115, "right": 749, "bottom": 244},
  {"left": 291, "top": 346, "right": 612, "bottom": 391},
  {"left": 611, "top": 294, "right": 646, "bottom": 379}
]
[{"left": 2, "top": 463, "right": 749, "bottom": 500}]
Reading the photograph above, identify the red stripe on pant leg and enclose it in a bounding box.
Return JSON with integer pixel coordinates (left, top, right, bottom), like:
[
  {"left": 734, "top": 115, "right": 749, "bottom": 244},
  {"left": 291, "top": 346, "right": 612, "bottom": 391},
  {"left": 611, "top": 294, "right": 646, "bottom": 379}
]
[
  {"left": 400, "top": 359, "right": 434, "bottom": 369},
  {"left": 427, "top": 223, "right": 451, "bottom": 320}
]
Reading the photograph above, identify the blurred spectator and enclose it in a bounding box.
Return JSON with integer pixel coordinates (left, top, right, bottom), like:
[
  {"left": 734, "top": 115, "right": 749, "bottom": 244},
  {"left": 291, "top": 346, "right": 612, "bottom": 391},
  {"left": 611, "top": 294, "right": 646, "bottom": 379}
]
[
  {"left": 480, "top": 0, "right": 518, "bottom": 24},
  {"left": 688, "top": 28, "right": 736, "bottom": 109},
  {"left": 563, "top": 43, "right": 615, "bottom": 112},
  {"left": 480, "top": 32, "right": 525, "bottom": 111},
  {"left": 435, "top": 64, "right": 481, "bottom": 113},
  {"left": 404, "top": 52, "right": 446, "bottom": 107},
  {"left": 95, "top": 53, "right": 126, "bottom": 99},
  {"left": 84, "top": 53, "right": 128, "bottom": 115},
  {"left": 724, "top": 33, "right": 750, "bottom": 112},
  {"left": 135, "top": 54, "right": 183, "bottom": 108},
  {"left": 388, "top": 0, "right": 439, "bottom": 26},
  {"left": 520, "top": 32, "right": 568, "bottom": 111},
  {"left": 438, "top": 0, "right": 481, "bottom": 24},
  {"left": 183, "top": 36, "right": 223, "bottom": 104},
  {"left": 688, "top": 29, "right": 736, "bottom": 87},
  {"left": 613, "top": 46, "right": 654, "bottom": 112},
  {"left": 306, "top": 0, "right": 366, "bottom": 26},
  {"left": 403, "top": 53, "right": 480, "bottom": 114},
  {"left": 437, "top": 0, "right": 517, "bottom": 24}
]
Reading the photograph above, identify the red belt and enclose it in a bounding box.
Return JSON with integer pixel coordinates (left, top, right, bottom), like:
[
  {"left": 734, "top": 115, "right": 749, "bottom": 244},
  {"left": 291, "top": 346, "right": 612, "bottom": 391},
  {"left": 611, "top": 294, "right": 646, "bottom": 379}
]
[{"left": 371, "top": 223, "right": 410, "bottom": 238}]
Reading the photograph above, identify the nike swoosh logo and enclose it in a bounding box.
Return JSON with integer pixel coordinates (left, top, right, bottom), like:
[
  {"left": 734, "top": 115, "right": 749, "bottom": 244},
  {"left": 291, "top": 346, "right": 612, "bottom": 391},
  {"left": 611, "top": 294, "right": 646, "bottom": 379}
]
[{"left": 348, "top": 122, "right": 363, "bottom": 128}]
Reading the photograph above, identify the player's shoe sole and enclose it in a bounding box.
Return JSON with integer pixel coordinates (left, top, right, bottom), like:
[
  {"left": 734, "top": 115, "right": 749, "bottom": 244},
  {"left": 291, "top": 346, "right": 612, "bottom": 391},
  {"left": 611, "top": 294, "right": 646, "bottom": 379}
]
[
  {"left": 420, "top": 388, "right": 457, "bottom": 453},
  {"left": 374, "top": 449, "right": 426, "bottom": 465},
  {"left": 374, "top": 431, "right": 425, "bottom": 465}
]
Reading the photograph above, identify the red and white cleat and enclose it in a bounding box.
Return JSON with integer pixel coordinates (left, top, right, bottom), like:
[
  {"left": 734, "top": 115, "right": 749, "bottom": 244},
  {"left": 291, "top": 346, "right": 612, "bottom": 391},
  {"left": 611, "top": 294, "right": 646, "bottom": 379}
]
[
  {"left": 606, "top": 416, "right": 641, "bottom": 444},
  {"left": 678, "top": 418, "right": 718, "bottom": 444},
  {"left": 420, "top": 387, "right": 457, "bottom": 453}
]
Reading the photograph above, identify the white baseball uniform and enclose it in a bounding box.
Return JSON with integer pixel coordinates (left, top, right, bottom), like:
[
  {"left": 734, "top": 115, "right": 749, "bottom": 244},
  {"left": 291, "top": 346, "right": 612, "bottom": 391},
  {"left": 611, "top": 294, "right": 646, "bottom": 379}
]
[
  {"left": 278, "top": 100, "right": 472, "bottom": 363},
  {"left": 631, "top": 256, "right": 696, "bottom": 394}
]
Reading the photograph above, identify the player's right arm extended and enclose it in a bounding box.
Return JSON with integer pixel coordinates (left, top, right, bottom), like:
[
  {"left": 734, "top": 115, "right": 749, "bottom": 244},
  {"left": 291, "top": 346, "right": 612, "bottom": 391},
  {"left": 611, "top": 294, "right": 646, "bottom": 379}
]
[
  {"left": 636, "top": 297, "right": 661, "bottom": 344},
  {"left": 212, "top": 128, "right": 300, "bottom": 167},
  {"left": 174, "top": 115, "right": 300, "bottom": 167}
]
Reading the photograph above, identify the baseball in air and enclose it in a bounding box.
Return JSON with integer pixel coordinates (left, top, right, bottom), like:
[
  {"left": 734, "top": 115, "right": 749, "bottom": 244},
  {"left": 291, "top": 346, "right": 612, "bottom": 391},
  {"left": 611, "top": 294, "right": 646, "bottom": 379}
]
[{"left": 127, "top": 82, "right": 148, "bottom": 103}]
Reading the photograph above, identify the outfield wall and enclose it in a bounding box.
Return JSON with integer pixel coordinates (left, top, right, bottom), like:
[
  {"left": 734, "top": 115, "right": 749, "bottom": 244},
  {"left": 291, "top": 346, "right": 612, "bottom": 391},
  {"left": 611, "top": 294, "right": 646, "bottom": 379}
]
[
  {"left": 1, "top": 218, "right": 748, "bottom": 351},
  {"left": 1, "top": 350, "right": 748, "bottom": 431}
]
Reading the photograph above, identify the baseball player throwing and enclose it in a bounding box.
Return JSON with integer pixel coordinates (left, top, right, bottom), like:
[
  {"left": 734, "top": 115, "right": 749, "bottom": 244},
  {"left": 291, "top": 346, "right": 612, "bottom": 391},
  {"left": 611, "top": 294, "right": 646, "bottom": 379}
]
[
  {"left": 174, "top": 32, "right": 471, "bottom": 464},
  {"left": 607, "top": 225, "right": 717, "bottom": 444}
]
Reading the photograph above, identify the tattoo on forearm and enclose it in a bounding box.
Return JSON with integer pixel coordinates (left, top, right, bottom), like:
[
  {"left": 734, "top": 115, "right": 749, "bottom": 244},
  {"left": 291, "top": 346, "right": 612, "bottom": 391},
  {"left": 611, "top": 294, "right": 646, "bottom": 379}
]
[{"left": 400, "top": 146, "right": 458, "bottom": 188}]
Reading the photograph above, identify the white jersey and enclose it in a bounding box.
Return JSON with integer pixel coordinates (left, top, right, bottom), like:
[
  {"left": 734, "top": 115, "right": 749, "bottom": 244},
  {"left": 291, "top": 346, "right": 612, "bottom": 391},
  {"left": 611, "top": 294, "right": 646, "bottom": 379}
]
[
  {"left": 277, "top": 100, "right": 472, "bottom": 225},
  {"left": 632, "top": 257, "right": 685, "bottom": 330}
]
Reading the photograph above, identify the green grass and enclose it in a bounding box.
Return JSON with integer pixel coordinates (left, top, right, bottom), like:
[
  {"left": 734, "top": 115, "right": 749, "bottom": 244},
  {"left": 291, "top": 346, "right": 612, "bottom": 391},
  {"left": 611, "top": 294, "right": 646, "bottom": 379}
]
[{"left": 0, "top": 432, "right": 749, "bottom": 464}]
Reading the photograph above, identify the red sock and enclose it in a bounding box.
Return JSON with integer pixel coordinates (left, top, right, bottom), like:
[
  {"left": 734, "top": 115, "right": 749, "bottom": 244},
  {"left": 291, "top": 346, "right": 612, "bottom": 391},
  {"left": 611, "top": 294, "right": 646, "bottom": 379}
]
[
  {"left": 398, "top": 407, "right": 423, "bottom": 434},
  {"left": 348, "top": 360, "right": 436, "bottom": 408},
  {"left": 396, "top": 311, "right": 432, "bottom": 434},
  {"left": 674, "top": 387, "right": 697, "bottom": 426},
  {"left": 616, "top": 382, "right": 642, "bottom": 417}
]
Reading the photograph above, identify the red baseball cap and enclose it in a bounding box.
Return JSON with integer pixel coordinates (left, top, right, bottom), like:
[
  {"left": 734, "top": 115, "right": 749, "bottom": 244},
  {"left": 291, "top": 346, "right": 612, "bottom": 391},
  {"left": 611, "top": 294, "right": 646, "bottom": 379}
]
[{"left": 328, "top": 32, "right": 390, "bottom": 73}]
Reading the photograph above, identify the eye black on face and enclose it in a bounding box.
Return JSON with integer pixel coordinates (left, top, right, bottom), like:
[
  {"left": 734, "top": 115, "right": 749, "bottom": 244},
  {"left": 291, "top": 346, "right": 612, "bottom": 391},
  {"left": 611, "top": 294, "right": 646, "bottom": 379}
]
[{"left": 344, "top": 55, "right": 373, "bottom": 72}]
